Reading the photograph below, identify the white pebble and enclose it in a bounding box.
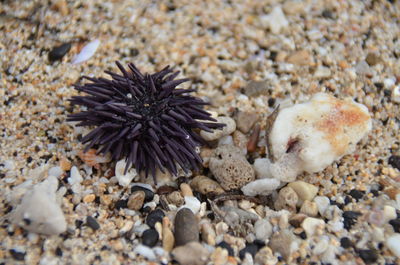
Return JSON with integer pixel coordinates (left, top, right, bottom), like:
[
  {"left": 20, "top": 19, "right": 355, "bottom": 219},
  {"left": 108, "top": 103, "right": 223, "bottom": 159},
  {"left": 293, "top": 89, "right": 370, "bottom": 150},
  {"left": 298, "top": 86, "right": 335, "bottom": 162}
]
[
  {"left": 68, "top": 166, "right": 83, "bottom": 185},
  {"left": 241, "top": 178, "right": 281, "bottom": 196},
  {"left": 383, "top": 205, "right": 397, "bottom": 223},
  {"left": 200, "top": 116, "right": 236, "bottom": 141},
  {"left": 314, "top": 196, "right": 330, "bottom": 216},
  {"left": 387, "top": 234, "right": 400, "bottom": 258},
  {"left": 134, "top": 244, "right": 156, "bottom": 261},
  {"left": 72, "top": 39, "right": 100, "bottom": 64},
  {"left": 288, "top": 181, "right": 318, "bottom": 206},
  {"left": 302, "top": 217, "right": 325, "bottom": 237},
  {"left": 253, "top": 158, "right": 273, "bottom": 179},
  {"left": 254, "top": 219, "right": 273, "bottom": 241},
  {"left": 180, "top": 196, "right": 201, "bottom": 214},
  {"left": 261, "top": 6, "right": 288, "bottom": 34},
  {"left": 115, "top": 159, "right": 137, "bottom": 187}
]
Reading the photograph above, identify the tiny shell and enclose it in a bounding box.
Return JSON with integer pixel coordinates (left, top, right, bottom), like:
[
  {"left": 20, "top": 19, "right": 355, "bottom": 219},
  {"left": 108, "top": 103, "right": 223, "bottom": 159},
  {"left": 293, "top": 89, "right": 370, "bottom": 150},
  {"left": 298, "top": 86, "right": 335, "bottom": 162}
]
[{"left": 72, "top": 39, "right": 100, "bottom": 64}]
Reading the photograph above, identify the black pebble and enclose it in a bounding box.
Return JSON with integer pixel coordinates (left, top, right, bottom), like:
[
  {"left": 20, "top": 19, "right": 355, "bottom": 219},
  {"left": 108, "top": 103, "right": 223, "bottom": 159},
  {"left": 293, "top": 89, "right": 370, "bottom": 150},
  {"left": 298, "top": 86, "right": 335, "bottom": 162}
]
[
  {"left": 142, "top": 229, "right": 159, "bottom": 247},
  {"left": 343, "top": 211, "right": 362, "bottom": 230},
  {"left": 389, "top": 218, "right": 400, "bottom": 233},
  {"left": 146, "top": 209, "right": 165, "bottom": 228},
  {"left": 114, "top": 199, "right": 128, "bottom": 210},
  {"left": 9, "top": 249, "right": 25, "bottom": 261},
  {"left": 55, "top": 247, "right": 63, "bottom": 257},
  {"left": 48, "top": 43, "right": 71, "bottom": 62},
  {"left": 340, "top": 237, "right": 353, "bottom": 248},
  {"left": 86, "top": 216, "right": 100, "bottom": 231},
  {"left": 131, "top": 186, "right": 154, "bottom": 202},
  {"left": 357, "top": 249, "right": 378, "bottom": 264},
  {"left": 322, "top": 9, "right": 334, "bottom": 19},
  {"left": 349, "top": 189, "right": 365, "bottom": 201},
  {"left": 239, "top": 243, "right": 258, "bottom": 259},
  {"left": 217, "top": 241, "right": 234, "bottom": 256},
  {"left": 388, "top": 155, "right": 400, "bottom": 170},
  {"left": 268, "top": 98, "right": 275, "bottom": 107},
  {"left": 299, "top": 231, "right": 307, "bottom": 239}
]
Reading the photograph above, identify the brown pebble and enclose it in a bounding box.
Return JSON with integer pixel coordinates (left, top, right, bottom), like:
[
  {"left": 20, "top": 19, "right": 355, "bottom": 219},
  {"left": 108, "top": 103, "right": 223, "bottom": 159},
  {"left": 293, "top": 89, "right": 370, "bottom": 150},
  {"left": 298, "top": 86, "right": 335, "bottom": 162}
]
[
  {"left": 172, "top": 241, "right": 209, "bottom": 265},
  {"left": 384, "top": 187, "right": 399, "bottom": 200},
  {"left": 289, "top": 214, "right": 308, "bottom": 227},
  {"left": 365, "top": 52, "right": 381, "bottom": 66},
  {"left": 174, "top": 208, "right": 199, "bottom": 246},
  {"left": 167, "top": 191, "right": 185, "bottom": 206},
  {"left": 83, "top": 194, "right": 95, "bottom": 203},
  {"left": 190, "top": 175, "right": 225, "bottom": 196},
  {"left": 127, "top": 191, "right": 145, "bottom": 211},
  {"left": 157, "top": 185, "right": 177, "bottom": 195},
  {"left": 59, "top": 157, "right": 71, "bottom": 171},
  {"left": 235, "top": 111, "right": 258, "bottom": 133},
  {"left": 180, "top": 183, "right": 193, "bottom": 197},
  {"left": 247, "top": 124, "right": 260, "bottom": 153},
  {"left": 162, "top": 217, "right": 175, "bottom": 251},
  {"left": 243, "top": 80, "right": 271, "bottom": 97},
  {"left": 287, "top": 50, "right": 313, "bottom": 66},
  {"left": 269, "top": 231, "right": 294, "bottom": 261},
  {"left": 53, "top": 0, "right": 69, "bottom": 16}
]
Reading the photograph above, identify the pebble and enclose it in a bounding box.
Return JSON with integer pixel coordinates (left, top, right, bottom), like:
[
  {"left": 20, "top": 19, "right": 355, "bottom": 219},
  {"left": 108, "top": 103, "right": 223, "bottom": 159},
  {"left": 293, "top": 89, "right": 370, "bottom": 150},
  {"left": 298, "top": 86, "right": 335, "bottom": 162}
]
[
  {"left": 235, "top": 111, "right": 258, "bottom": 134},
  {"left": 127, "top": 191, "right": 145, "bottom": 211},
  {"left": 355, "top": 60, "right": 372, "bottom": 75},
  {"left": 243, "top": 80, "right": 271, "bottom": 97},
  {"left": 289, "top": 214, "right": 307, "bottom": 228},
  {"left": 146, "top": 209, "right": 165, "bottom": 228},
  {"left": 9, "top": 249, "right": 25, "bottom": 261},
  {"left": 389, "top": 218, "right": 400, "bottom": 233},
  {"left": 254, "top": 219, "right": 273, "bottom": 241},
  {"left": 239, "top": 243, "right": 258, "bottom": 259},
  {"left": 241, "top": 178, "right": 280, "bottom": 196},
  {"left": 314, "top": 65, "right": 331, "bottom": 78},
  {"left": 201, "top": 221, "right": 216, "bottom": 245},
  {"left": 302, "top": 217, "right": 325, "bottom": 237},
  {"left": 86, "top": 216, "right": 100, "bottom": 231},
  {"left": 115, "top": 159, "right": 137, "bottom": 187},
  {"left": 200, "top": 116, "right": 236, "bottom": 141},
  {"left": 299, "top": 201, "right": 318, "bottom": 217},
  {"left": 180, "top": 183, "right": 193, "bottom": 197},
  {"left": 314, "top": 196, "right": 330, "bottom": 216},
  {"left": 68, "top": 166, "right": 83, "bottom": 185},
  {"left": 72, "top": 39, "right": 100, "bottom": 64},
  {"left": 162, "top": 217, "right": 174, "bottom": 252},
  {"left": 211, "top": 247, "right": 228, "bottom": 265},
  {"left": 232, "top": 130, "right": 248, "bottom": 154},
  {"left": 180, "top": 196, "right": 201, "bottom": 214},
  {"left": 357, "top": 249, "right": 378, "bottom": 264},
  {"left": 131, "top": 185, "right": 154, "bottom": 202},
  {"left": 134, "top": 244, "right": 156, "bottom": 261},
  {"left": 190, "top": 175, "right": 224, "bottom": 195},
  {"left": 10, "top": 176, "right": 67, "bottom": 235},
  {"left": 171, "top": 242, "right": 209, "bottom": 265},
  {"left": 386, "top": 233, "right": 400, "bottom": 258},
  {"left": 365, "top": 52, "right": 381, "bottom": 66},
  {"left": 48, "top": 43, "right": 71, "bottom": 62},
  {"left": 274, "top": 186, "right": 298, "bottom": 211},
  {"left": 287, "top": 50, "right": 313, "bottom": 66},
  {"left": 255, "top": 246, "right": 277, "bottom": 265},
  {"left": 388, "top": 155, "right": 400, "bottom": 171},
  {"left": 340, "top": 237, "right": 353, "bottom": 248},
  {"left": 209, "top": 145, "right": 255, "bottom": 190},
  {"left": 174, "top": 208, "right": 199, "bottom": 246},
  {"left": 287, "top": 181, "right": 318, "bottom": 206},
  {"left": 268, "top": 231, "right": 294, "bottom": 261},
  {"left": 142, "top": 229, "right": 159, "bottom": 247},
  {"left": 343, "top": 211, "right": 362, "bottom": 230},
  {"left": 166, "top": 191, "right": 184, "bottom": 206},
  {"left": 263, "top": 6, "right": 288, "bottom": 34},
  {"left": 252, "top": 158, "right": 273, "bottom": 179},
  {"left": 348, "top": 189, "right": 365, "bottom": 201}
]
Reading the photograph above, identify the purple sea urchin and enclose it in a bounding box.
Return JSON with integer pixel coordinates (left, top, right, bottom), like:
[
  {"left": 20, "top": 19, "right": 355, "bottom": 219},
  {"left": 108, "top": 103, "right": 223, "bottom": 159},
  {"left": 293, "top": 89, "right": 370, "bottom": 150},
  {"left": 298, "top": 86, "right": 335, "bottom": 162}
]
[{"left": 68, "top": 61, "right": 224, "bottom": 179}]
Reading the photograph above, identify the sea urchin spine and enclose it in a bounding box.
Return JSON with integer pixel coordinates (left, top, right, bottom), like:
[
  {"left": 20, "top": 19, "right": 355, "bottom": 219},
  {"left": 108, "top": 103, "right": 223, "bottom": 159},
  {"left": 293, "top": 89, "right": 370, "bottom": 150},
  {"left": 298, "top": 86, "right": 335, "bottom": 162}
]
[{"left": 68, "top": 61, "right": 224, "bottom": 180}]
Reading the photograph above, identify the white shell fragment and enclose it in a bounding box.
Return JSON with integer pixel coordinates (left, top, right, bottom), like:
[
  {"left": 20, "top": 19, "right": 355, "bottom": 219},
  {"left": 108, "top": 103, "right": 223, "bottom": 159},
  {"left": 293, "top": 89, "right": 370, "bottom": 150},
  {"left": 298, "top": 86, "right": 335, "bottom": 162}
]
[
  {"left": 115, "top": 159, "right": 138, "bottom": 187},
  {"left": 268, "top": 93, "right": 372, "bottom": 182},
  {"left": 10, "top": 176, "right": 67, "bottom": 235},
  {"left": 72, "top": 39, "right": 100, "bottom": 64}
]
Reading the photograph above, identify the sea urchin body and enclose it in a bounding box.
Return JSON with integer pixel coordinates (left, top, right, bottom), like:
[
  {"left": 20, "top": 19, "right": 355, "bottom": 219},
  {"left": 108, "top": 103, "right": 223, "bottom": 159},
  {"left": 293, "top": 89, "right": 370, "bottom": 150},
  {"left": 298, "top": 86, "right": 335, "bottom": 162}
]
[{"left": 68, "top": 61, "right": 224, "bottom": 179}]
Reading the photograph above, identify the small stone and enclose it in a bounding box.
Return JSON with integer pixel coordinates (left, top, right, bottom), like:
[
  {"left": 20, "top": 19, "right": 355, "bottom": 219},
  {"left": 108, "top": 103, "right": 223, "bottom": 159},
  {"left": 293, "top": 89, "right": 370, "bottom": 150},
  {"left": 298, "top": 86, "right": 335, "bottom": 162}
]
[
  {"left": 142, "top": 229, "right": 159, "bottom": 247},
  {"left": 283, "top": 0, "right": 305, "bottom": 15},
  {"left": 386, "top": 233, "right": 400, "bottom": 258},
  {"left": 388, "top": 155, "right": 400, "bottom": 170},
  {"left": 131, "top": 185, "right": 154, "bottom": 202},
  {"left": 146, "top": 209, "right": 165, "bottom": 228},
  {"left": 83, "top": 194, "right": 95, "bottom": 203},
  {"left": 174, "top": 208, "right": 199, "bottom": 246},
  {"left": 59, "top": 157, "right": 72, "bottom": 171},
  {"left": 209, "top": 145, "right": 255, "bottom": 191},
  {"left": 134, "top": 244, "right": 156, "bottom": 261},
  {"left": 167, "top": 191, "right": 184, "bottom": 206},
  {"left": 241, "top": 178, "right": 280, "bottom": 196},
  {"left": 302, "top": 217, "right": 325, "bottom": 237},
  {"left": 365, "top": 53, "right": 381, "bottom": 66},
  {"left": 243, "top": 80, "right": 271, "bottom": 97},
  {"left": 321, "top": 9, "right": 335, "bottom": 19},
  {"left": 348, "top": 189, "right": 365, "bottom": 201},
  {"left": 262, "top": 6, "right": 288, "bottom": 34},
  {"left": 254, "top": 219, "right": 273, "bottom": 241},
  {"left": 86, "top": 216, "right": 100, "bottom": 231},
  {"left": 314, "top": 196, "right": 330, "bottom": 216},
  {"left": 389, "top": 218, "right": 400, "bottom": 233},
  {"left": 343, "top": 211, "right": 362, "bottom": 230},
  {"left": 235, "top": 111, "right": 258, "bottom": 134},
  {"left": 9, "top": 249, "right": 25, "bottom": 261},
  {"left": 180, "top": 196, "right": 201, "bottom": 214},
  {"left": 299, "top": 200, "right": 318, "bottom": 217},
  {"left": 340, "top": 237, "right": 353, "bottom": 248},
  {"left": 274, "top": 186, "right": 298, "bottom": 211},
  {"left": 217, "top": 241, "right": 234, "bottom": 256},
  {"left": 180, "top": 183, "right": 193, "bottom": 197},
  {"left": 211, "top": 247, "right": 228, "bottom": 265},
  {"left": 201, "top": 221, "right": 216, "bottom": 245},
  {"left": 289, "top": 214, "right": 307, "bottom": 227},
  {"left": 355, "top": 61, "right": 372, "bottom": 75},
  {"left": 255, "top": 246, "right": 277, "bottom": 265},
  {"left": 357, "top": 249, "right": 378, "bottom": 264},
  {"left": 268, "top": 231, "right": 294, "bottom": 260},
  {"left": 127, "top": 191, "right": 145, "bottom": 211},
  {"left": 287, "top": 181, "right": 318, "bottom": 206},
  {"left": 52, "top": 0, "right": 69, "bottom": 16},
  {"left": 232, "top": 130, "right": 248, "bottom": 154},
  {"left": 200, "top": 116, "right": 236, "bottom": 141},
  {"left": 162, "top": 217, "right": 175, "bottom": 252},
  {"left": 191, "top": 175, "right": 224, "bottom": 195},
  {"left": 239, "top": 243, "right": 258, "bottom": 259},
  {"left": 172, "top": 242, "right": 209, "bottom": 265},
  {"left": 48, "top": 43, "right": 71, "bottom": 62},
  {"left": 115, "top": 159, "right": 137, "bottom": 187},
  {"left": 68, "top": 166, "right": 83, "bottom": 185},
  {"left": 314, "top": 66, "right": 331, "bottom": 78},
  {"left": 287, "top": 50, "right": 313, "bottom": 66}
]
